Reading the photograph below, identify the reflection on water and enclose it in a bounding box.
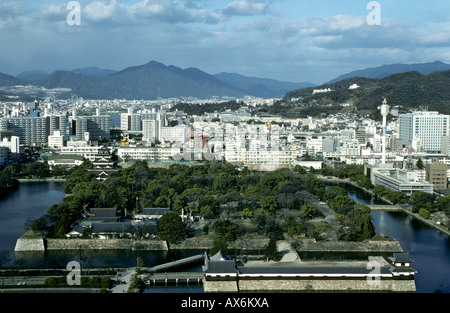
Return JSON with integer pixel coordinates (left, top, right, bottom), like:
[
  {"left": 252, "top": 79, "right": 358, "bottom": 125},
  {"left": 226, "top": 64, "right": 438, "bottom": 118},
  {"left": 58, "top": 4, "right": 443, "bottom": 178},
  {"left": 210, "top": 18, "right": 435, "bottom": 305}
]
[{"left": 0, "top": 182, "right": 66, "bottom": 257}]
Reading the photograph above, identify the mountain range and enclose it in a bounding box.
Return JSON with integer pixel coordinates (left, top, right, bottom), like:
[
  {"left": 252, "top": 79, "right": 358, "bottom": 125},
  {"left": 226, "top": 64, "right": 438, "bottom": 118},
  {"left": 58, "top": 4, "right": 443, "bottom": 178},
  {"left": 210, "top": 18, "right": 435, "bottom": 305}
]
[
  {"left": 327, "top": 60, "right": 450, "bottom": 84},
  {"left": 1, "top": 60, "right": 450, "bottom": 104},
  {"left": 7, "top": 62, "right": 314, "bottom": 99},
  {"left": 281, "top": 69, "right": 450, "bottom": 117}
]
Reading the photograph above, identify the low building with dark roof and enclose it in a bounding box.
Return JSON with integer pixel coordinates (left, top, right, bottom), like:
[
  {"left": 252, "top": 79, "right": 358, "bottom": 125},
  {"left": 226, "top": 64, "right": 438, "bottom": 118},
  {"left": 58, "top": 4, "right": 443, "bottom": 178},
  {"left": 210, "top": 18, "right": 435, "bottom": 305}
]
[
  {"left": 83, "top": 207, "right": 120, "bottom": 223},
  {"left": 203, "top": 251, "right": 417, "bottom": 293},
  {"left": 134, "top": 208, "right": 170, "bottom": 221}
]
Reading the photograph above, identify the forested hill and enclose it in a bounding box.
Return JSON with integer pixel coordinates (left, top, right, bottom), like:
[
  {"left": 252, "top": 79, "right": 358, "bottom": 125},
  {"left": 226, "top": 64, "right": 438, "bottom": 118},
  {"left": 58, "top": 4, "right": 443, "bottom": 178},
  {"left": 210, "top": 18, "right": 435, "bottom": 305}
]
[{"left": 278, "top": 70, "right": 450, "bottom": 117}]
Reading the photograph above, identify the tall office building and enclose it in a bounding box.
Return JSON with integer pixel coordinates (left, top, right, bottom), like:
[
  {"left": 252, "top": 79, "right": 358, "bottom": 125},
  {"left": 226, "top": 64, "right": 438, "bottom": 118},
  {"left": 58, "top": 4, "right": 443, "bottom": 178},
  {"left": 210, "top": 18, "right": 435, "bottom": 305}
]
[{"left": 399, "top": 111, "right": 449, "bottom": 153}]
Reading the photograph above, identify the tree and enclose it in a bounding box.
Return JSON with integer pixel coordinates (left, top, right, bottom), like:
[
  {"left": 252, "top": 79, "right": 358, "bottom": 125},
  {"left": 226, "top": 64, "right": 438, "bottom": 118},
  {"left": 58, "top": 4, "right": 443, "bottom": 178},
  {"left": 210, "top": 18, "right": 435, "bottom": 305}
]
[
  {"left": 210, "top": 237, "right": 229, "bottom": 255},
  {"left": 328, "top": 195, "right": 355, "bottom": 214},
  {"left": 300, "top": 204, "right": 321, "bottom": 219},
  {"left": 410, "top": 191, "right": 435, "bottom": 213},
  {"left": 385, "top": 190, "right": 407, "bottom": 204},
  {"left": 283, "top": 217, "right": 304, "bottom": 237},
  {"left": 52, "top": 165, "right": 65, "bottom": 177},
  {"left": 339, "top": 204, "right": 375, "bottom": 241},
  {"left": 419, "top": 208, "right": 431, "bottom": 219},
  {"left": 157, "top": 212, "right": 186, "bottom": 244},
  {"left": 373, "top": 185, "right": 389, "bottom": 198},
  {"left": 260, "top": 195, "right": 278, "bottom": 214},
  {"left": 264, "top": 238, "right": 280, "bottom": 261},
  {"left": 323, "top": 185, "right": 347, "bottom": 203},
  {"left": 212, "top": 219, "right": 239, "bottom": 243},
  {"left": 416, "top": 158, "right": 424, "bottom": 170}
]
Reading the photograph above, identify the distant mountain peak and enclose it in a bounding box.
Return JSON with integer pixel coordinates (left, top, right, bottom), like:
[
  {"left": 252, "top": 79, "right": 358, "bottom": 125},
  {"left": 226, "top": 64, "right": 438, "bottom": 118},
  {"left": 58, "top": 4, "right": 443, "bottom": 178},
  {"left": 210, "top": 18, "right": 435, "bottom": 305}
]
[
  {"left": 327, "top": 60, "right": 450, "bottom": 84},
  {"left": 71, "top": 66, "right": 117, "bottom": 77}
]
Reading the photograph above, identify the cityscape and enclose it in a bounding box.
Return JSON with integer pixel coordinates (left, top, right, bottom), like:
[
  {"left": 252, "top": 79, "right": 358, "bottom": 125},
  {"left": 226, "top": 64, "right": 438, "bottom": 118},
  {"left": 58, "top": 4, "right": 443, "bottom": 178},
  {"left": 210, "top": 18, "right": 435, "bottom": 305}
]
[{"left": 0, "top": 0, "right": 449, "bottom": 307}]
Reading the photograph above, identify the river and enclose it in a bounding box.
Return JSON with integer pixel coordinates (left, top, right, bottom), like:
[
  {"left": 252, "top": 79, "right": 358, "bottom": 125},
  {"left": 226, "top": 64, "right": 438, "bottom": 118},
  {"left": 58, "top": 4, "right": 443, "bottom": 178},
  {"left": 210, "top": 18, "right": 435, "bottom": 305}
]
[
  {"left": 0, "top": 182, "right": 449, "bottom": 293},
  {"left": 343, "top": 183, "right": 450, "bottom": 293}
]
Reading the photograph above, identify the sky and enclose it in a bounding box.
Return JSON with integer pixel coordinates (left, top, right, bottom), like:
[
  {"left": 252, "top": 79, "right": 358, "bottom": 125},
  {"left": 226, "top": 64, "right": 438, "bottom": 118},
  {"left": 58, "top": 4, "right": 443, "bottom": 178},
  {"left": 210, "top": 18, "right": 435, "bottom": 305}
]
[{"left": 0, "top": 0, "right": 449, "bottom": 84}]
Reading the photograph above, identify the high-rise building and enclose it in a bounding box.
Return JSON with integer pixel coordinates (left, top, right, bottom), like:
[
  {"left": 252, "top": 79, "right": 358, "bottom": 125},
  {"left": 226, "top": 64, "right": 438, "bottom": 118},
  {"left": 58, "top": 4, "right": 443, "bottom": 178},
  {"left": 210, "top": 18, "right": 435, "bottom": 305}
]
[
  {"left": 71, "top": 115, "right": 110, "bottom": 141},
  {"left": 399, "top": 111, "right": 449, "bottom": 153},
  {"left": 441, "top": 136, "right": 450, "bottom": 155},
  {"left": 1, "top": 116, "right": 47, "bottom": 146},
  {"left": 142, "top": 119, "right": 160, "bottom": 143}
]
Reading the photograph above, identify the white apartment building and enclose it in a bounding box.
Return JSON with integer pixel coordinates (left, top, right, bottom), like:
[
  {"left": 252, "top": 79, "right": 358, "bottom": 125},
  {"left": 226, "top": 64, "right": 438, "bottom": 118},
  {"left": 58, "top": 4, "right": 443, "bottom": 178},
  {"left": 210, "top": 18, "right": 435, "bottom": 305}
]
[
  {"left": 441, "top": 136, "right": 450, "bottom": 155},
  {"left": 399, "top": 111, "right": 449, "bottom": 153},
  {"left": 339, "top": 138, "right": 361, "bottom": 158},
  {"left": 159, "top": 125, "right": 189, "bottom": 143},
  {"left": 48, "top": 130, "right": 64, "bottom": 148},
  {"left": 117, "top": 147, "right": 181, "bottom": 162},
  {"left": 142, "top": 119, "right": 160, "bottom": 143},
  {"left": 306, "top": 137, "right": 323, "bottom": 155},
  {"left": 121, "top": 113, "right": 142, "bottom": 131}
]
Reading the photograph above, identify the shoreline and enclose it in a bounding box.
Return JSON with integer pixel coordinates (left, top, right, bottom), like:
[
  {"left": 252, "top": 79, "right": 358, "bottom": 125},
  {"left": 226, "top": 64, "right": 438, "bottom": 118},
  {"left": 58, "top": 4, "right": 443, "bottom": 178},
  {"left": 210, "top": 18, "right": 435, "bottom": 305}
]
[
  {"left": 17, "top": 177, "right": 66, "bottom": 183},
  {"left": 317, "top": 174, "right": 450, "bottom": 237}
]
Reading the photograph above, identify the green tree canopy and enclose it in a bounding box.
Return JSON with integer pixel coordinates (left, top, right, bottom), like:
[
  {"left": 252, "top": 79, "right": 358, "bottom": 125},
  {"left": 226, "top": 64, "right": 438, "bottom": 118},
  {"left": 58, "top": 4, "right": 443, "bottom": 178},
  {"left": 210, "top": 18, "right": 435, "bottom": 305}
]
[{"left": 157, "top": 212, "right": 186, "bottom": 244}]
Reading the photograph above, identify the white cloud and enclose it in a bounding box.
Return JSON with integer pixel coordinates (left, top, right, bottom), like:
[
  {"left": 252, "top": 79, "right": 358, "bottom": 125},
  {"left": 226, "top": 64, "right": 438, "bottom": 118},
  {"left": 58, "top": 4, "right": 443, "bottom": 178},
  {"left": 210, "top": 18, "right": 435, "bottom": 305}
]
[
  {"left": 223, "top": 0, "right": 269, "bottom": 16},
  {"left": 84, "top": 0, "right": 121, "bottom": 21}
]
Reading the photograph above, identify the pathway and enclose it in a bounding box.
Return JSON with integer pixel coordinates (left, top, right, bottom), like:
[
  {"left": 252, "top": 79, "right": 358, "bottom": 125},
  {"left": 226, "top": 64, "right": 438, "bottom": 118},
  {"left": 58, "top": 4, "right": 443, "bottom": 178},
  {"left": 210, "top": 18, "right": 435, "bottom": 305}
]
[{"left": 110, "top": 268, "right": 136, "bottom": 293}]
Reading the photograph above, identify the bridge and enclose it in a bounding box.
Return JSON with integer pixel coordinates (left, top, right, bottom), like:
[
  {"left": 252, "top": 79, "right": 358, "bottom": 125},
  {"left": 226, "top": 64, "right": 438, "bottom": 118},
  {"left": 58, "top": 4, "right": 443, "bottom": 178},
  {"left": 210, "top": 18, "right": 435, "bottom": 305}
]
[
  {"left": 143, "top": 272, "right": 204, "bottom": 287},
  {"left": 367, "top": 205, "right": 403, "bottom": 211},
  {"left": 140, "top": 254, "right": 206, "bottom": 287},
  {"left": 142, "top": 254, "right": 205, "bottom": 273}
]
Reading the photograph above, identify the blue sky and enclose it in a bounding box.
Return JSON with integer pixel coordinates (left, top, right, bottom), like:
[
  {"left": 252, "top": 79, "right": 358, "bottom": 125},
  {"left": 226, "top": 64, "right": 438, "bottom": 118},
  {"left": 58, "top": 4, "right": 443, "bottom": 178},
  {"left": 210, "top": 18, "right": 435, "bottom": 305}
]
[{"left": 1, "top": 0, "right": 449, "bottom": 84}]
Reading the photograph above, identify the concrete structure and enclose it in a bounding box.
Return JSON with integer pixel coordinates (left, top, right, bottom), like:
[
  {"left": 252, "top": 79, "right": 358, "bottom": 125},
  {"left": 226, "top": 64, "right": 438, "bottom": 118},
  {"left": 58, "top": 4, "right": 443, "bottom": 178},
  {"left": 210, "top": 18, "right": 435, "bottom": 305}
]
[
  {"left": 399, "top": 110, "right": 450, "bottom": 153},
  {"left": 426, "top": 163, "right": 448, "bottom": 190},
  {"left": 373, "top": 168, "right": 434, "bottom": 195}
]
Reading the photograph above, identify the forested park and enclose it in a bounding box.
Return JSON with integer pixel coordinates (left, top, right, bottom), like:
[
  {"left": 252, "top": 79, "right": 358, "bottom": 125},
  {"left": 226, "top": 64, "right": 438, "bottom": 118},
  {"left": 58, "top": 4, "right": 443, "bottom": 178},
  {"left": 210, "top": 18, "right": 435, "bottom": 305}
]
[{"left": 26, "top": 160, "right": 450, "bottom": 258}]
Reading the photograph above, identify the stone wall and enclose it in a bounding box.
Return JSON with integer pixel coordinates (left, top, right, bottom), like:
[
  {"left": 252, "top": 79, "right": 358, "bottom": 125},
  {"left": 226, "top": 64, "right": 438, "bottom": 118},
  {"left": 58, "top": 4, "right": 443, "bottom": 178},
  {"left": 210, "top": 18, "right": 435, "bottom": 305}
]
[
  {"left": 204, "top": 278, "right": 416, "bottom": 293},
  {"left": 237, "top": 278, "right": 414, "bottom": 292},
  {"left": 14, "top": 238, "right": 45, "bottom": 251},
  {"left": 170, "top": 236, "right": 269, "bottom": 251},
  {"left": 203, "top": 280, "right": 239, "bottom": 293},
  {"left": 45, "top": 238, "right": 168, "bottom": 250},
  {"left": 294, "top": 238, "right": 403, "bottom": 253}
]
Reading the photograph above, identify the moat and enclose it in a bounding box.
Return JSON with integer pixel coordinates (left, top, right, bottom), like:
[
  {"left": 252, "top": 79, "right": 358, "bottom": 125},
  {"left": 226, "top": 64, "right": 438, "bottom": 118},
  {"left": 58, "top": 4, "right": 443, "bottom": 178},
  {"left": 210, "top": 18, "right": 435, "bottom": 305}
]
[{"left": 0, "top": 182, "right": 449, "bottom": 293}]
